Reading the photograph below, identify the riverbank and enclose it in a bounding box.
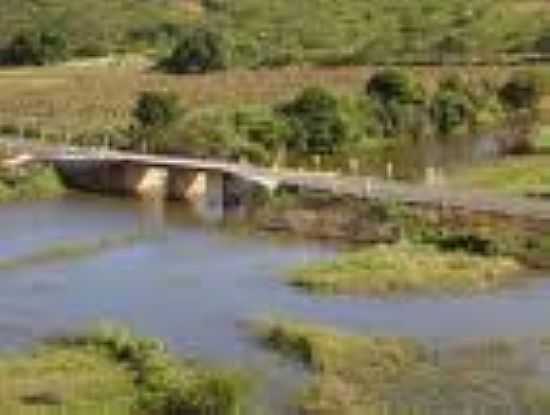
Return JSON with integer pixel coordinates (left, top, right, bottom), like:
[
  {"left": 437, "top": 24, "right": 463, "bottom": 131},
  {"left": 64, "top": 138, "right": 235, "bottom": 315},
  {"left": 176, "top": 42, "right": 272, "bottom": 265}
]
[
  {"left": 0, "top": 325, "right": 248, "bottom": 415},
  {"left": 449, "top": 155, "right": 550, "bottom": 197},
  {"left": 254, "top": 319, "right": 550, "bottom": 415},
  {"left": 288, "top": 243, "right": 521, "bottom": 297},
  {"left": 0, "top": 166, "right": 65, "bottom": 203}
]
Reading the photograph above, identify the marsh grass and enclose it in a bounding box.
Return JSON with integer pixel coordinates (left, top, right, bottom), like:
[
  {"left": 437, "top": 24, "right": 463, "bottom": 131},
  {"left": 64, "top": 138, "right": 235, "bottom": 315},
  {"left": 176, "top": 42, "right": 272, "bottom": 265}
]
[
  {"left": 0, "top": 344, "right": 137, "bottom": 415},
  {"left": 289, "top": 243, "right": 521, "bottom": 297},
  {"left": 0, "top": 324, "right": 250, "bottom": 415},
  {"left": 253, "top": 319, "right": 550, "bottom": 415},
  {"left": 0, "top": 231, "right": 154, "bottom": 271}
]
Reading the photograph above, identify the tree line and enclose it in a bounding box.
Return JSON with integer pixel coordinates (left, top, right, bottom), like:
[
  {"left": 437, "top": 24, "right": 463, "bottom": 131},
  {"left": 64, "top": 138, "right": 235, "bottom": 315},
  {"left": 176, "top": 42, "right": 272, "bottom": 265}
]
[{"left": 129, "top": 69, "right": 543, "bottom": 164}]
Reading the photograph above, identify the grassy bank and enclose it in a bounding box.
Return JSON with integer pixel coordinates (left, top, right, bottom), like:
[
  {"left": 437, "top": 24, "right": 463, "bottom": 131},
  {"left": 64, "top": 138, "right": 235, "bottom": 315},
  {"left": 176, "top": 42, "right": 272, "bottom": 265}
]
[
  {"left": 289, "top": 243, "right": 521, "bottom": 297},
  {"left": 254, "top": 319, "right": 550, "bottom": 415},
  {"left": 0, "top": 344, "right": 136, "bottom": 414},
  {"left": 0, "top": 325, "right": 249, "bottom": 415},
  {"left": 0, "top": 166, "right": 65, "bottom": 203},
  {"left": 449, "top": 155, "right": 550, "bottom": 195}
]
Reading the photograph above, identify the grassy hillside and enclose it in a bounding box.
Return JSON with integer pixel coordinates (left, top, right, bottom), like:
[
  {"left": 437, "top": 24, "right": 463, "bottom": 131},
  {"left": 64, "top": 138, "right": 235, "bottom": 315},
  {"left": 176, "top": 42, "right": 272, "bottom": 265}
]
[
  {"left": 0, "top": 0, "right": 197, "bottom": 55},
  {"left": 2, "top": 0, "right": 550, "bottom": 65},
  {"left": 0, "top": 63, "right": 526, "bottom": 137},
  {"left": 209, "top": 0, "right": 550, "bottom": 66}
]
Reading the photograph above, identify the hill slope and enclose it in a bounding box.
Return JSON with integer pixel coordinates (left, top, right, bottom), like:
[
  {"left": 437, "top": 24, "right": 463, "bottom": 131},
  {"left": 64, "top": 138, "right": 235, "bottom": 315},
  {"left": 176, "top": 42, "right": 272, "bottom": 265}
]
[
  {"left": 0, "top": 0, "right": 196, "bottom": 54},
  {"left": 1, "top": 0, "right": 550, "bottom": 64}
]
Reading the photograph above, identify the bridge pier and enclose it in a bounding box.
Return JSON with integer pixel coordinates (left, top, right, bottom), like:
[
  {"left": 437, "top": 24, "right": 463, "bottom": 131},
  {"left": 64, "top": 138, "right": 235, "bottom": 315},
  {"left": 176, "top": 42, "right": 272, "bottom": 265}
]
[
  {"left": 123, "top": 165, "right": 169, "bottom": 199},
  {"left": 169, "top": 169, "right": 224, "bottom": 215}
]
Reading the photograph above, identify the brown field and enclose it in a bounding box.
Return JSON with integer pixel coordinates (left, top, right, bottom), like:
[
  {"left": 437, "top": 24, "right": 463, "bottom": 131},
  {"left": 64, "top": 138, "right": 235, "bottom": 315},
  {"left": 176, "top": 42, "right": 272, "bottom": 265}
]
[{"left": 0, "top": 60, "right": 548, "bottom": 137}]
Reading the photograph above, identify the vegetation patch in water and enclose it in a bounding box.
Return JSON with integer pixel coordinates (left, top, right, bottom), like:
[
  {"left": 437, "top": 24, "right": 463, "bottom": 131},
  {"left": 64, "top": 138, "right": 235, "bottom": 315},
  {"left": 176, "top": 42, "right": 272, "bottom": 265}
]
[
  {"left": 0, "top": 232, "right": 152, "bottom": 271},
  {"left": 0, "top": 324, "right": 249, "bottom": 415},
  {"left": 253, "top": 319, "right": 550, "bottom": 415},
  {"left": 289, "top": 243, "right": 521, "bottom": 297},
  {"left": 0, "top": 166, "right": 65, "bottom": 203}
]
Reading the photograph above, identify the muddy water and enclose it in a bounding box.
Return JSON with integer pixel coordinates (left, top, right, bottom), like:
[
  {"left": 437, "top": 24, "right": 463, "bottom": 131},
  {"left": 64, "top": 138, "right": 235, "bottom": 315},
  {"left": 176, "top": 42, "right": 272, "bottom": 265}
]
[{"left": 0, "top": 194, "right": 550, "bottom": 410}]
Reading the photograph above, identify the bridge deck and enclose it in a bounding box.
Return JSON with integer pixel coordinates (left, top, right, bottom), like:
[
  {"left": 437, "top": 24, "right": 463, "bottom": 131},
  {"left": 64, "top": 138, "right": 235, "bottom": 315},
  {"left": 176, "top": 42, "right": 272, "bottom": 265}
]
[{"left": 3, "top": 138, "right": 550, "bottom": 224}]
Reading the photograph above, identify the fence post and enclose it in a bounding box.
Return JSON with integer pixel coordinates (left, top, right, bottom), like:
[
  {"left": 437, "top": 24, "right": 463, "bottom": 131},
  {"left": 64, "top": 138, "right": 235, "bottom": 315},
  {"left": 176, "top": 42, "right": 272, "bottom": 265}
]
[
  {"left": 348, "top": 157, "right": 359, "bottom": 175},
  {"left": 18, "top": 119, "right": 24, "bottom": 140},
  {"left": 386, "top": 161, "right": 394, "bottom": 180},
  {"left": 313, "top": 154, "right": 321, "bottom": 171},
  {"left": 425, "top": 166, "right": 436, "bottom": 186}
]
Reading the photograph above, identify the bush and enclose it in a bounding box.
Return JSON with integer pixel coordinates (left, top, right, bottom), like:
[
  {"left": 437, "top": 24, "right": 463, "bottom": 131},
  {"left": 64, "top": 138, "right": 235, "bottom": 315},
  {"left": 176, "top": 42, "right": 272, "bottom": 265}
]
[
  {"left": 161, "top": 26, "right": 228, "bottom": 74},
  {"left": 366, "top": 69, "right": 425, "bottom": 105},
  {"left": 133, "top": 92, "right": 181, "bottom": 129},
  {"left": 279, "top": 87, "right": 354, "bottom": 155},
  {"left": 499, "top": 71, "right": 543, "bottom": 112},
  {"left": 131, "top": 91, "right": 183, "bottom": 152},
  {"left": 234, "top": 106, "right": 291, "bottom": 164},
  {"left": 366, "top": 69, "right": 428, "bottom": 138},
  {"left": 430, "top": 75, "right": 476, "bottom": 135},
  {"left": 2, "top": 31, "right": 68, "bottom": 66},
  {"left": 173, "top": 108, "right": 243, "bottom": 158}
]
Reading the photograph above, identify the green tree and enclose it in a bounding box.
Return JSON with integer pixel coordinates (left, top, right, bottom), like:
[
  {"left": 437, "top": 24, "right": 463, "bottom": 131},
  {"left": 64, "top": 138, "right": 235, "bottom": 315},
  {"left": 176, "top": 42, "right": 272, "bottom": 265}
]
[
  {"left": 366, "top": 69, "right": 425, "bottom": 105},
  {"left": 132, "top": 91, "right": 182, "bottom": 152},
  {"left": 234, "top": 106, "right": 291, "bottom": 164},
  {"left": 162, "top": 27, "right": 228, "bottom": 74},
  {"left": 366, "top": 69, "right": 427, "bottom": 137},
  {"left": 430, "top": 75, "right": 476, "bottom": 135},
  {"left": 279, "top": 87, "right": 352, "bottom": 155}
]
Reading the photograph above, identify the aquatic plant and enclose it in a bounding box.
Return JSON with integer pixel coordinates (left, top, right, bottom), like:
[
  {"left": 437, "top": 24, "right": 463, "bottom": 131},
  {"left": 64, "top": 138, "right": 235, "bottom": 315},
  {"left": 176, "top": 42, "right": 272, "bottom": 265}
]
[
  {"left": 253, "top": 319, "right": 550, "bottom": 415},
  {"left": 288, "top": 242, "right": 521, "bottom": 297},
  {"left": 0, "top": 324, "right": 251, "bottom": 415}
]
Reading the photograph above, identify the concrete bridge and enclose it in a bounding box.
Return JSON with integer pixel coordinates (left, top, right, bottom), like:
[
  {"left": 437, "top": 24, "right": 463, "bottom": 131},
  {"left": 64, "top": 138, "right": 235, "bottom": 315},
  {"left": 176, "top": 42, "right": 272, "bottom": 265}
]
[{"left": 3, "top": 139, "right": 550, "bottom": 230}]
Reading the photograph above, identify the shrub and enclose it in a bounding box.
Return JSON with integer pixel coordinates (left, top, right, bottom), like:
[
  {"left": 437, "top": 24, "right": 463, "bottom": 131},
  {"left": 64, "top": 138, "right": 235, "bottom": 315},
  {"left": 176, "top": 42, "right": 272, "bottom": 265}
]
[
  {"left": 161, "top": 26, "right": 228, "bottom": 74},
  {"left": 131, "top": 91, "right": 183, "bottom": 152},
  {"left": 234, "top": 106, "right": 291, "bottom": 164},
  {"left": 174, "top": 107, "right": 243, "bottom": 158},
  {"left": 366, "top": 69, "right": 425, "bottom": 105},
  {"left": 430, "top": 75, "right": 476, "bottom": 135},
  {"left": 133, "top": 92, "right": 181, "bottom": 129},
  {"left": 366, "top": 69, "right": 428, "bottom": 138},
  {"left": 499, "top": 71, "right": 543, "bottom": 112},
  {"left": 2, "top": 31, "right": 68, "bottom": 66},
  {"left": 279, "top": 87, "right": 353, "bottom": 155}
]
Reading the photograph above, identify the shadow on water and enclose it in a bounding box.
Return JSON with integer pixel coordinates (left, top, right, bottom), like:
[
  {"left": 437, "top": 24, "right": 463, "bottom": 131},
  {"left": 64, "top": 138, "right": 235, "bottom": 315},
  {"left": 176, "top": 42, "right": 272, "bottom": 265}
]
[{"left": 0, "top": 194, "right": 549, "bottom": 412}]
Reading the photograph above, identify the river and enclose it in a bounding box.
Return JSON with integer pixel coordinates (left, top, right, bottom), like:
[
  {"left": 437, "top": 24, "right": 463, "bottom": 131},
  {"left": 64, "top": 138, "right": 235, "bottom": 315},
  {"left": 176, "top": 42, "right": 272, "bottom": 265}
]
[{"left": 1, "top": 194, "right": 550, "bottom": 411}]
